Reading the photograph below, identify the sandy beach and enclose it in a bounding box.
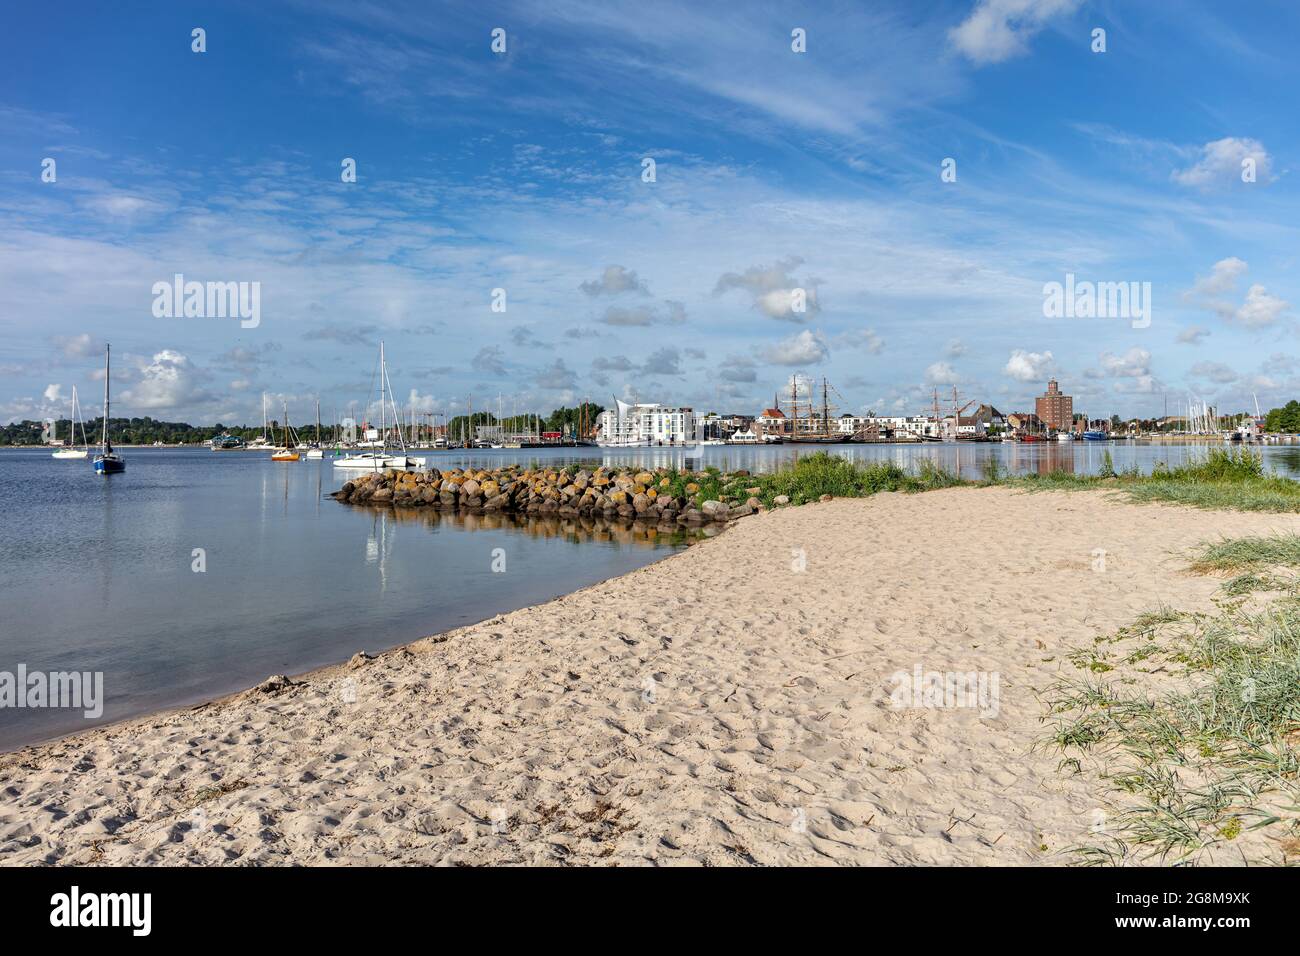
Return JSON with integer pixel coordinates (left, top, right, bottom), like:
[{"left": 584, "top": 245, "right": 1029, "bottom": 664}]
[{"left": 2, "top": 486, "right": 1296, "bottom": 866}]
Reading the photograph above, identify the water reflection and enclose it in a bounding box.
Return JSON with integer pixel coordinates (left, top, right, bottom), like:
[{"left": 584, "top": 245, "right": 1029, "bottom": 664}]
[
  {"left": 376, "top": 500, "right": 711, "bottom": 547},
  {"left": 423, "top": 440, "right": 1300, "bottom": 479},
  {"left": 0, "top": 447, "right": 695, "bottom": 751}
]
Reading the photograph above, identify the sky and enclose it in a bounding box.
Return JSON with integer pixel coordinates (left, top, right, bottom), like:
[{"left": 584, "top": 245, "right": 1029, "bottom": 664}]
[{"left": 1, "top": 0, "right": 1297, "bottom": 426}]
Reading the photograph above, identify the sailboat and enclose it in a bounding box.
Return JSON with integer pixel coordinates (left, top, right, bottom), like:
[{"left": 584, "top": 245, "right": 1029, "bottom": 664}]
[
  {"left": 51, "top": 385, "right": 89, "bottom": 459},
  {"left": 93, "top": 345, "right": 126, "bottom": 475},
  {"left": 271, "top": 403, "right": 301, "bottom": 461},
  {"left": 305, "top": 399, "right": 324, "bottom": 458},
  {"left": 247, "top": 393, "right": 273, "bottom": 451},
  {"left": 334, "top": 341, "right": 427, "bottom": 470}
]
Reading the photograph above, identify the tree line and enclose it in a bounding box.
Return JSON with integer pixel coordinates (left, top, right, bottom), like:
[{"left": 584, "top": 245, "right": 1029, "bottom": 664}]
[{"left": 2, "top": 403, "right": 608, "bottom": 446}]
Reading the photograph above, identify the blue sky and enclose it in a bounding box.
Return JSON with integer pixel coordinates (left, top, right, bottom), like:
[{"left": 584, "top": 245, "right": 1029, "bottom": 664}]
[{"left": 1, "top": 0, "right": 1297, "bottom": 426}]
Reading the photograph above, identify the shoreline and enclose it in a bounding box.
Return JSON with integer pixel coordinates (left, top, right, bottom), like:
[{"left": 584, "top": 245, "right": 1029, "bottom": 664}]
[
  {"left": 3, "top": 486, "right": 1296, "bottom": 865},
  {"left": 0, "top": 513, "right": 709, "bottom": 756}
]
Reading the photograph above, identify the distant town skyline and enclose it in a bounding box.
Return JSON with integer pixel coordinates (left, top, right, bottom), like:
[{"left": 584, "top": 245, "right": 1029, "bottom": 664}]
[{"left": 1, "top": 1, "right": 1297, "bottom": 427}]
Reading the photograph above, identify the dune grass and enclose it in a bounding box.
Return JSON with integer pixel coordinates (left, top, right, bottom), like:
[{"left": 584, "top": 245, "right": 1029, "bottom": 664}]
[
  {"left": 747, "top": 447, "right": 1298, "bottom": 513},
  {"left": 1190, "top": 534, "right": 1300, "bottom": 574},
  {"left": 751, "top": 452, "right": 964, "bottom": 506},
  {"left": 1011, "top": 448, "right": 1300, "bottom": 513},
  {"left": 1043, "top": 539, "right": 1300, "bottom": 865}
]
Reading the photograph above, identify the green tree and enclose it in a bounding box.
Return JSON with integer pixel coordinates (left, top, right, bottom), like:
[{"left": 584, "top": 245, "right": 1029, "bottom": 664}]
[{"left": 1264, "top": 400, "right": 1300, "bottom": 433}]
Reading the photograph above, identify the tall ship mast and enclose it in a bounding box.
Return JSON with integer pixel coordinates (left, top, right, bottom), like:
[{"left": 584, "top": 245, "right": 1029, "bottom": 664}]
[{"left": 782, "top": 373, "right": 849, "bottom": 443}]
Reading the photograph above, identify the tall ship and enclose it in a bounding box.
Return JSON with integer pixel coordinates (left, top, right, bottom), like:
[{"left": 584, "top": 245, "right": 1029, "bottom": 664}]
[{"left": 776, "top": 374, "right": 851, "bottom": 444}]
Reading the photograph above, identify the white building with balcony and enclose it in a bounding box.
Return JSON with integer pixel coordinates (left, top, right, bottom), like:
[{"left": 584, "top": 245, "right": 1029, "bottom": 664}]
[{"left": 597, "top": 400, "right": 696, "bottom": 446}]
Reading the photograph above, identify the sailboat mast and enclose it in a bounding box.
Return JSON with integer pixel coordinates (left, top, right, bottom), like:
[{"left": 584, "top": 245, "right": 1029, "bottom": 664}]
[
  {"left": 822, "top": 378, "right": 829, "bottom": 437},
  {"left": 101, "top": 344, "right": 111, "bottom": 449},
  {"left": 379, "top": 340, "right": 387, "bottom": 451},
  {"left": 792, "top": 375, "right": 799, "bottom": 441}
]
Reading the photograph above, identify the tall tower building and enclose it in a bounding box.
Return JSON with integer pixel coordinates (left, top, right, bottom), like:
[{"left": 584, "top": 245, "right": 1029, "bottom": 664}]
[{"left": 1035, "top": 379, "right": 1073, "bottom": 432}]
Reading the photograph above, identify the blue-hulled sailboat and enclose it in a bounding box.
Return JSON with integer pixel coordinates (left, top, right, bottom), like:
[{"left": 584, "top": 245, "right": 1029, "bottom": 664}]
[{"left": 93, "top": 343, "right": 126, "bottom": 475}]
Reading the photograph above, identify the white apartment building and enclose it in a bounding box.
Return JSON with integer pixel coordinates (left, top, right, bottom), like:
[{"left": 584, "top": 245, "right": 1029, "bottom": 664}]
[
  {"left": 837, "top": 415, "right": 940, "bottom": 438},
  {"left": 597, "top": 400, "right": 696, "bottom": 445}
]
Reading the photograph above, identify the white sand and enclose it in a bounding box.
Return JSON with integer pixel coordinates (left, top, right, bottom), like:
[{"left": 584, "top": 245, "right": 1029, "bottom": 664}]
[{"left": 2, "top": 487, "right": 1296, "bottom": 865}]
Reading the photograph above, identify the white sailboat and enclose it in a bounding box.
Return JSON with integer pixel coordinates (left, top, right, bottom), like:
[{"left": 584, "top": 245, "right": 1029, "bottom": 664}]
[
  {"left": 305, "top": 399, "right": 324, "bottom": 458},
  {"left": 51, "top": 385, "right": 89, "bottom": 459},
  {"left": 334, "top": 341, "right": 427, "bottom": 471},
  {"left": 247, "top": 393, "right": 273, "bottom": 450}
]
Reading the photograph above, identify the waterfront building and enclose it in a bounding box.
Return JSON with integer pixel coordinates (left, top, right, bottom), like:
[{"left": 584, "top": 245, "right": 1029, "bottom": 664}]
[
  {"left": 1035, "top": 380, "right": 1073, "bottom": 432},
  {"left": 757, "top": 406, "right": 787, "bottom": 437},
  {"left": 597, "top": 400, "right": 696, "bottom": 445},
  {"left": 969, "top": 404, "right": 1006, "bottom": 431},
  {"left": 1007, "top": 412, "right": 1044, "bottom": 434}
]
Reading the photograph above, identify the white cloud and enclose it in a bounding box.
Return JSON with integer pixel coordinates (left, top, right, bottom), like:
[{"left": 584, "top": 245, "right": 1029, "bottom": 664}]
[
  {"left": 1171, "top": 138, "right": 1273, "bottom": 188},
  {"left": 120, "top": 350, "right": 212, "bottom": 410},
  {"left": 761, "top": 329, "right": 828, "bottom": 366},
  {"left": 1189, "top": 257, "right": 1248, "bottom": 297},
  {"left": 52, "top": 333, "right": 99, "bottom": 358},
  {"left": 43, "top": 384, "right": 65, "bottom": 403},
  {"left": 925, "top": 361, "right": 960, "bottom": 385},
  {"left": 598, "top": 300, "right": 686, "bottom": 326},
  {"left": 1176, "top": 325, "right": 1210, "bottom": 345},
  {"left": 1235, "top": 284, "right": 1290, "bottom": 329},
  {"left": 1002, "top": 349, "right": 1054, "bottom": 382},
  {"left": 580, "top": 265, "right": 649, "bottom": 297},
  {"left": 1099, "top": 347, "right": 1151, "bottom": 378},
  {"left": 1189, "top": 361, "right": 1237, "bottom": 385},
  {"left": 835, "top": 328, "right": 885, "bottom": 354},
  {"left": 949, "top": 0, "right": 1082, "bottom": 65},
  {"left": 714, "top": 256, "right": 821, "bottom": 322},
  {"left": 1184, "top": 258, "right": 1289, "bottom": 328}
]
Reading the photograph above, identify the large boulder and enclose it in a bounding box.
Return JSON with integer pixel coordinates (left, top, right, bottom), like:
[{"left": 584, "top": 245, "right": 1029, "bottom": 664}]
[{"left": 700, "top": 499, "right": 729, "bottom": 520}]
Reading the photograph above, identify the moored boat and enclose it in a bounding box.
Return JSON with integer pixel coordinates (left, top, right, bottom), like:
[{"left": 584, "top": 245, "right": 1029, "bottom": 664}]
[
  {"left": 92, "top": 345, "right": 125, "bottom": 475},
  {"left": 271, "top": 402, "right": 302, "bottom": 460},
  {"left": 209, "top": 433, "right": 245, "bottom": 450},
  {"left": 51, "top": 385, "right": 89, "bottom": 459},
  {"left": 333, "top": 341, "right": 425, "bottom": 471}
]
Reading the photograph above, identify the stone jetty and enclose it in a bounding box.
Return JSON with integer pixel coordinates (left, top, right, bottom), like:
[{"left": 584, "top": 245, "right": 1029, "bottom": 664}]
[{"left": 331, "top": 465, "right": 765, "bottom": 524}]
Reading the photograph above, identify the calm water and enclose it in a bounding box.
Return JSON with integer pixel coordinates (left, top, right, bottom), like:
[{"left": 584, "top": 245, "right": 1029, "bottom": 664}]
[
  {"left": 431, "top": 439, "right": 1300, "bottom": 479},
  {"left": 0, "top": 447, "right": 697, "bottom": 751},
  {"left": 2, "top": 440, "right": 1296, "bottom": 751}
]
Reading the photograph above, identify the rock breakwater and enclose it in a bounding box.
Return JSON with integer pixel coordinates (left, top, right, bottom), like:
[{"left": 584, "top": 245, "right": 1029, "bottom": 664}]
[{"left": 331, "top": 465, "right": 765, "bottom": 524}]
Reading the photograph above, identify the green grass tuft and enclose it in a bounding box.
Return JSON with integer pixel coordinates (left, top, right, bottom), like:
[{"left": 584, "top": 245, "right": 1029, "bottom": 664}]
[
  {"left": 751, "top": 452, "right": 967, "bottom": 506},
  {"left": 1191, "top": 534, "right": 1300, "bottom": 574},
  {"left": 1045, "top": 596, "right": 1300, "bottom": 864},
  {"left": 1011, "top": 449, "right": 1300, "bottom": 513}
]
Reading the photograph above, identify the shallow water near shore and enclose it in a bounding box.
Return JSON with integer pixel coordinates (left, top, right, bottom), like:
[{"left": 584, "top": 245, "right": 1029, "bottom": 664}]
[
  {"left": 0, "top": 447, "right": 701, "bottom": 751},
  {"left": 1, "top": 440, "right": 1296, "bottom": 752}
]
